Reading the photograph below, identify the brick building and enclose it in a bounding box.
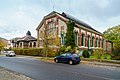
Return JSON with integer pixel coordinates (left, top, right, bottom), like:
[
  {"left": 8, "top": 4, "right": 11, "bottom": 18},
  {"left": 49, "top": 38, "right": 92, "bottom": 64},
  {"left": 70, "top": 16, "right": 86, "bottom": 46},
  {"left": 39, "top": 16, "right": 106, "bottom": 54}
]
[{"left": 36, "top": 11, "right": 112, "bottom": 52}]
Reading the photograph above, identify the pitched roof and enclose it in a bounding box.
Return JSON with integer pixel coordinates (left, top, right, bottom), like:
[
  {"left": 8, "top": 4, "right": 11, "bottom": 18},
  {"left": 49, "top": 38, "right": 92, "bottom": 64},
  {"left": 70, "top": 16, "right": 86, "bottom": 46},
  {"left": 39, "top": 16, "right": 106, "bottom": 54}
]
[
  {"left": 11, "top": 37, "right": 21, "bottom": 43},
  {"left": 61, "top": 12, "right": 102, "bottom": 34},
  {"left": 44, "top": 11, "right": 57, "bottom": 17},
  {"left": 17, "top": 31, "right": 36, "bottom": 42},
  {"left": 17, "top": 35, "right": 36, "bottom": 42}
]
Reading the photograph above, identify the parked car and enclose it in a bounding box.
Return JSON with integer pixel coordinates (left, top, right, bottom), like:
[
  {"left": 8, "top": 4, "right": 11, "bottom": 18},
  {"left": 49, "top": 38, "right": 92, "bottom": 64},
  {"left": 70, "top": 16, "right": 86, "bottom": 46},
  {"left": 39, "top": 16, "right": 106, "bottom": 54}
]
[
  {"left": 54, "top": 53, "right": 81, "bottom": 65},
  {"left": 6, "top": 51, "right": 16, "bottom": 57}
]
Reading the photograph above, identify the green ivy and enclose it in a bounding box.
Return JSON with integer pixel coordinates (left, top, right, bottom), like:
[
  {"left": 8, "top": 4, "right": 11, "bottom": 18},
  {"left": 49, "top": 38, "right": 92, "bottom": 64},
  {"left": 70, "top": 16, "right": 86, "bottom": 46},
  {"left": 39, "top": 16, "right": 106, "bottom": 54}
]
[{"left": 65, "top": 20, "right": 75, "bottom": 49}]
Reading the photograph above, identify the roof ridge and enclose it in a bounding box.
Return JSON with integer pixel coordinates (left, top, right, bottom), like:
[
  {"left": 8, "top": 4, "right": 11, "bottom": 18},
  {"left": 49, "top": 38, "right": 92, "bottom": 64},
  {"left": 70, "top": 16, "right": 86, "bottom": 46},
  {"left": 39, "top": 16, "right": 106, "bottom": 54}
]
[{"left": 44, "top": 11, "right": 60, "bottom": 17}]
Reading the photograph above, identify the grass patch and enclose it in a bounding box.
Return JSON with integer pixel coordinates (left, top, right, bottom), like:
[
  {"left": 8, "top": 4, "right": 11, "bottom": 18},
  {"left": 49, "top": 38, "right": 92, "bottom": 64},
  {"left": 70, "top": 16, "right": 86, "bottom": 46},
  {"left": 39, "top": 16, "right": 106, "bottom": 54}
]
[
  {"left": 40, "top": 57, "right": 54, "bottom": 60},
  {"left": 89, "top": 54, "right": 111, "bottom": 60}
]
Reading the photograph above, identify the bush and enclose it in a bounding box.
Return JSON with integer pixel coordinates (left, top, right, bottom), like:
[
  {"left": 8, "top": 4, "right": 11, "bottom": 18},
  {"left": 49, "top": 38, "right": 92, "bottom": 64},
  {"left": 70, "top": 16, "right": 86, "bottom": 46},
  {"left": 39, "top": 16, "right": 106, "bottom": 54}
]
[
  {"left": 89, "top": 49, "right": 94, "bottom": 56},
  {"left": 47, "top": 48, "right": 55, "bottom": 57},
  {"left": 93, "top": 49, "right": 103, "bottom": 59},
  {"left": 82, "top": 50, "right": 90, "bottom": 58},
  {"left": 111, "top": 49, "right": 120, "bottom": 60},
  {"left": 56, "top": 46, "right": 65, "bottom": 56},
  {"left": 65, "top": 46, "right": 72, "bottom": 52},
  {"left": 13, "top": 48, "right": 43, "bottom": 57}
]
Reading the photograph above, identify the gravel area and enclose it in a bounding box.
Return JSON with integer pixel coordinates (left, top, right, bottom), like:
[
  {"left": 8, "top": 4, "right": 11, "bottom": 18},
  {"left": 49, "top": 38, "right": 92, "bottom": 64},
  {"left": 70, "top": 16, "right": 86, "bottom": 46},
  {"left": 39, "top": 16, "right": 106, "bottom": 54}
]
[{"left": 0, "top": 67, "right": 33, "bottom": 80}]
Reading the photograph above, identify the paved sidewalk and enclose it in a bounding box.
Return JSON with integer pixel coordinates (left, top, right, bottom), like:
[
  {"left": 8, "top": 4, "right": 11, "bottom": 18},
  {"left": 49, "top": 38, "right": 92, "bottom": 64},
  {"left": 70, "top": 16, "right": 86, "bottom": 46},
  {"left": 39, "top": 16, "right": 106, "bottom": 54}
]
[{"left": 0, "top": 67, "right": 32, "bottom": 80}]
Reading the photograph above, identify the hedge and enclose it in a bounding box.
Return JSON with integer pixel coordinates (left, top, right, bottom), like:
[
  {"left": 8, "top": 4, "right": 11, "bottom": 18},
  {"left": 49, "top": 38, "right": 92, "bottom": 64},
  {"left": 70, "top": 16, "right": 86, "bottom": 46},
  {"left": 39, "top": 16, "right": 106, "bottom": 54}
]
[
  {"left": 12, "top": 48, "right": 57, "bottom": 57},
  {"left": 13, "top": 48, "right": 43, "bottom": 56}
]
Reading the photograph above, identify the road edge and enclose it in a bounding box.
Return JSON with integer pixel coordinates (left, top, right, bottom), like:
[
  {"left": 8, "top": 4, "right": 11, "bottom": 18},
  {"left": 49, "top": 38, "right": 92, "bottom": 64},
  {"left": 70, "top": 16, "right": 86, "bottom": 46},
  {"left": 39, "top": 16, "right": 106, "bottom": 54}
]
[{"left": 0, "top": 66, "right": 33, "bottom": 80}]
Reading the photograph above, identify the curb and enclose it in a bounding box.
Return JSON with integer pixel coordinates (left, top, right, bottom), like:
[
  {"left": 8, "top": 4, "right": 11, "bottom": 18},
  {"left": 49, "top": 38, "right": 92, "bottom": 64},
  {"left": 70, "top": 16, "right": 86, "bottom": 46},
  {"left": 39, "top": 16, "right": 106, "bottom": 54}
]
[
  {"left": 0, "top": 66, "right": 33, "bottom": 80},
  {"left": 39, "top": 58, "right": 120, "bottom": 67},
  {"left": 81, "top": 61, "right": 120, "bottom": 67}
]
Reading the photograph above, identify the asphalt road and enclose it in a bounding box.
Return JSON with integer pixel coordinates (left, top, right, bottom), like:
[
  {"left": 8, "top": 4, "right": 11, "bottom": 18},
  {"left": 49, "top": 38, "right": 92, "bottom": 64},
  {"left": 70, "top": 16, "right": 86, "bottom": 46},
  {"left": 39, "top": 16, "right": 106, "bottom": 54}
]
[{"left": 0, "top": 56, "right": 120, "bottom": 80}]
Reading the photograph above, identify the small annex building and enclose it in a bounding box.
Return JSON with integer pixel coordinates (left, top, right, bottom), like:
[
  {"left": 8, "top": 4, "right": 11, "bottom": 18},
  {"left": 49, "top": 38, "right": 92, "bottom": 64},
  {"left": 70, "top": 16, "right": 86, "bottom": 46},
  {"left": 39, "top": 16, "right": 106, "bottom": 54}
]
[{"left": 11, "top": 31, "right": 37, "bottom": 48}]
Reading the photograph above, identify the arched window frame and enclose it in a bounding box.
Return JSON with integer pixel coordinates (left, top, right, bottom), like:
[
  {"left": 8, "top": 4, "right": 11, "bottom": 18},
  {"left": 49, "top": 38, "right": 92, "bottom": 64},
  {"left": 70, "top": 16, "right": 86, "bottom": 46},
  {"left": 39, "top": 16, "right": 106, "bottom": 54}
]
[
  {"left": 87, "top": 35, "right": 90, "bottom": 49},
  {"left": 92, "top": 36, "right": 94, "bottom": 47},
  {"left": 20, "top": 42, "right": 22, "bottom": 48},
  {"left": 96, "top": 38, "right": 98, "bottom": 47},
  {"left": 81, "top": 34, "right": 85, "bottom": 46},
  {"left": 33, "top": 42, "right": 36, "bottom": 47},
  {"left": 99, "top": 39, "right": 102, "bottom": 48},
  {"left": 30, "top": 42, "right": 32, "bottom": 47},
  {"left": 75, "top": 32, "right": 78, "bottom": 46}
]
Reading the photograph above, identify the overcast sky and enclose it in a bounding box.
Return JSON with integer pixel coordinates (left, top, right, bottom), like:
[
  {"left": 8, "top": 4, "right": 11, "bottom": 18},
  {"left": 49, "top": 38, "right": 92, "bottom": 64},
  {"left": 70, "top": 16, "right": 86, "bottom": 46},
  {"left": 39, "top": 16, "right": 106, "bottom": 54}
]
[{"left": 0, "top": 0, "right": 120, "bottom": 40}]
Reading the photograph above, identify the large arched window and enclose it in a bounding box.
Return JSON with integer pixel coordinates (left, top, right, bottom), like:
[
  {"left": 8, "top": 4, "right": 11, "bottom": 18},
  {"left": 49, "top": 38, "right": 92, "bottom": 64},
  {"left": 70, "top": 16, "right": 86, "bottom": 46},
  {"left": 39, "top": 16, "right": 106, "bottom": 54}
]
[
  {"left": 87, "top": 35, "right": 90, "bottom": 49},
  {"left": 30, "top": 42, "right": 32, "bottom": 47},
  {"left": 33, "top": 42, "right": 36, "bottom": 47},
  {"left": 99, "top": 39, "right": 101, "bottom": 47},
  {"left": 81, "top": 34, "right": 84, "bottom": 46},
  {"left": 96, "top": 38, "right": 98, "bottom": 47},
  {"left": 102, "top": 39, "right": 104, "bottom": 48},
  {"left": 92, "top": 37, "right": 94, "bottom": 47},
  {"left": 75, "top": 32, "right": 78, "bottom": 46},
  {"left": 20, "top": 43, "right": 22, "bottom": 48}
]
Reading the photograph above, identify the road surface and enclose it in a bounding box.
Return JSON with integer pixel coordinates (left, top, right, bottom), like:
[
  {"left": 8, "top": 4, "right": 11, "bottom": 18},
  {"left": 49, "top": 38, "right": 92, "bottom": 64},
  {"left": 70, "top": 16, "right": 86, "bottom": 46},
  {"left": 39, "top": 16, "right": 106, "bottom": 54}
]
[{"left": 0, "top": 56, "right": 120, "bottom": 80}]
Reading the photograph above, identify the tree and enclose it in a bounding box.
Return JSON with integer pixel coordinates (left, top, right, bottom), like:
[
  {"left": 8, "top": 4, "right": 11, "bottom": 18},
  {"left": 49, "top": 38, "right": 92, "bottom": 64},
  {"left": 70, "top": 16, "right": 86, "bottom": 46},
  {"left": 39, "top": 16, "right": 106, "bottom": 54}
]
[
  {"left": 103, "top": 25, "right": 120, "bottom": 60},
  {"left": 65, "top": 20, "right": 75, "bottom": 49},
  {"left": 0, "top": 40, "right": 5, "bottom": 52},
  {"left": 41, "top": 22, "right": 49, "bottom": 58},
  {"left": 103, "top": 25, "right": 120, "bottom": 49},
  {"left": 55, "top": 34, "right": 60, "bottom": 46},
  {"left": 40, "top": 21, "right": 57, "bottom": 58}
]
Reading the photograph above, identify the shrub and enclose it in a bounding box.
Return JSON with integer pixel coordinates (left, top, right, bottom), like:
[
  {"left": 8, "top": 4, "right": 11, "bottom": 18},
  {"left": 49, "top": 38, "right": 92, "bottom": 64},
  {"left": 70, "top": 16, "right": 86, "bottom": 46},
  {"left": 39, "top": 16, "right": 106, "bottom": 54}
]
[
  {"left": 65, "top": 46, "right": 72, "bottom": 52},
  {"left": 89, "top": 49, "right": 94, "bottom": 56},
  {"left": 13, "top": 48, "right": 43, "bottom": 57},
  {"left": 82, "top": 50, "right": 90, "bottom": 58},
  {"left": 111, "top": 49, "right": 120, "bottom": 60},
  {"left": 48, "top": 48, "right": 55, "bottom": 57},
  {"left": 56, "top": 46, "right": 65, "bottom": 56},
  {"left": 93, "top": 48, "right": 103, "bottom": 59}
]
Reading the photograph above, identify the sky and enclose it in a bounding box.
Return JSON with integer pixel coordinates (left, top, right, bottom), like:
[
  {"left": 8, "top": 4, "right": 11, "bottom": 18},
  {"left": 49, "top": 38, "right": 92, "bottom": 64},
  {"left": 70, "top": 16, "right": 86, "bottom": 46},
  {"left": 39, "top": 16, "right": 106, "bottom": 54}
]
[{"left": 0, "top": 0, "right": 120, "bottom": 40}]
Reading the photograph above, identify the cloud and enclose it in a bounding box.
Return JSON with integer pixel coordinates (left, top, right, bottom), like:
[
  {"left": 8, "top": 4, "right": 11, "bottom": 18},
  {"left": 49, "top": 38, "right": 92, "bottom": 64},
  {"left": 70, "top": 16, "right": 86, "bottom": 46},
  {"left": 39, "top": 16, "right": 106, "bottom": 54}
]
[
  {"left": 0, "top": 1, "right": 47, "bottom": 39},
  {"left": 0, "top": 0, "right": 120, "bottom": 39}
]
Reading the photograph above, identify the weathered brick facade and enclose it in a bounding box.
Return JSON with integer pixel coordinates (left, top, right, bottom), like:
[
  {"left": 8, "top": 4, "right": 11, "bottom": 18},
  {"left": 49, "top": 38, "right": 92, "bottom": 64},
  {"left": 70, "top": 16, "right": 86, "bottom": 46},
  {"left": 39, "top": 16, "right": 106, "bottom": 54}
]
[{"left": 36, "top": 11, "right": 112, "bottom": 52}]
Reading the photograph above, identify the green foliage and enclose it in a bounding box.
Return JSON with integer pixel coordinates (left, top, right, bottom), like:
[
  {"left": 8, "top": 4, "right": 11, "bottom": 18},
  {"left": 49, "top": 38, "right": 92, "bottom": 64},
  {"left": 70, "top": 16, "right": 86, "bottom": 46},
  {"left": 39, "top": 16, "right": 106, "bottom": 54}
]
[
  {"left": 103, "top": 25, "right": 120, "bottom": 49},
  {"left": 93, "top": 49, "right": 103, "bottom": 59},
  {"left": 89, "top": 49, "right": 94, "bottom": 56},
  {"left": 0, "top": 40, "right": 5, "bottom": 50},
  {"left": 82, "top": 50, "right": 90, "bottom": 58},
  {"left": 89, "top": 49, "right": 111, "bottom": 60},
  {"left": 65, "top": 20, "right": 75, "bottom": 49},
  {"left": 103, "top": 51, "right": 108, "bottom": 59},
  {"left": 65, "top": 46, "right": 72, "bottom": 52},
  {"left": 48, "top": 48, "right": 55, "bottom": 57},
  {"left": 42, "top": 47, "right": 55, "bottom": 57},
  {"left": 111, "top": 49, "right": 120, "bottom": 60},
  {"left": 56, "top": 46, "right": 65, "bottom": 56},
  {"left": 103, "top": 25, "right": 120, "bottom": 60},
  {"left": 13, "top": 48, "right": 43, "bottom": 56},
  {"left": 55, "top": 35, "right": 60, "bottom": 46}
]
